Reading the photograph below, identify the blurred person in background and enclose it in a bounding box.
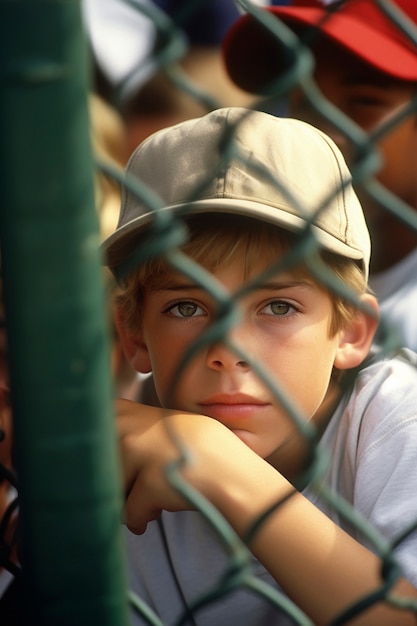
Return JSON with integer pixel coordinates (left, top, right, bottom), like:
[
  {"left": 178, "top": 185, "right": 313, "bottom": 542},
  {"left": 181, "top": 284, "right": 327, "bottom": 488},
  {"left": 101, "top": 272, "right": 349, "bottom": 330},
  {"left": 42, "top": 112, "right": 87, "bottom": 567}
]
[{"left": 83, "top": 0, "right": 256, "bottom": 151}]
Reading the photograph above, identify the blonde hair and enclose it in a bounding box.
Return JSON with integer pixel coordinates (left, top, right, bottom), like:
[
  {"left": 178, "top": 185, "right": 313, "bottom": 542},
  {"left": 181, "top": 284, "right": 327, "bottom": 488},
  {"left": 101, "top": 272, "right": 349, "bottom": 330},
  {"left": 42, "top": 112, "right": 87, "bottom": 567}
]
[
  {"left": 89, "top": 93, "right": 128, "bottom": 242},
  {"left": 116, "top": 215, "right": 367, "bottom": 337}
]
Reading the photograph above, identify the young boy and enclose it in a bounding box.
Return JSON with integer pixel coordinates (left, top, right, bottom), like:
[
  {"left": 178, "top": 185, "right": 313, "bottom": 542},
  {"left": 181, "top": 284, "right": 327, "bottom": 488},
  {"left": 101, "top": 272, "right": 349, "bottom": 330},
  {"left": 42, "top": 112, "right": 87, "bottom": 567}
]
[
  {"left": 223, "top": 0, "right": 417, "bottom": 352},
  {"left": 104, "top": 107, "right": 417, "bottom": 625}
]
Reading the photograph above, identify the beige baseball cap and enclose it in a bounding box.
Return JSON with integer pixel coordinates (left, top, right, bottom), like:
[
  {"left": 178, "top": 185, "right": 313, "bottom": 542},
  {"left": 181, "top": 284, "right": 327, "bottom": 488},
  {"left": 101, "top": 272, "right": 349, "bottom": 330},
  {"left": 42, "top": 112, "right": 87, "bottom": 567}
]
[{"left": 103, "top": 107, "right": 370, "bottom": 279}]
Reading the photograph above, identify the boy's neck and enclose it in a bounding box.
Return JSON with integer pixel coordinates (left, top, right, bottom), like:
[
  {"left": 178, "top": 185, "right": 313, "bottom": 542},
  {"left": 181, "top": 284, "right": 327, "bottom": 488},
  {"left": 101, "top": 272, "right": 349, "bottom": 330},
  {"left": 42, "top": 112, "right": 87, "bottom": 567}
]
[{"left": 266, "top": 379, "right": 342, "bottom": 483}]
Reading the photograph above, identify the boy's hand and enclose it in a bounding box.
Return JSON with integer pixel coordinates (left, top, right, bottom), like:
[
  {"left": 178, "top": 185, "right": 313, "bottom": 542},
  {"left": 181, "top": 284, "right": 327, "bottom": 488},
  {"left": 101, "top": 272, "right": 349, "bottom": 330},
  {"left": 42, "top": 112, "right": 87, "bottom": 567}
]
[
  {"left": 117, "top": 399, "right": 238, "bottom": 534},
  {"left": 117, "top": 398, "right": 198, "bottom": 533},
  {"left": 116, "top": 398, "right": 282, "bottom": 536}
]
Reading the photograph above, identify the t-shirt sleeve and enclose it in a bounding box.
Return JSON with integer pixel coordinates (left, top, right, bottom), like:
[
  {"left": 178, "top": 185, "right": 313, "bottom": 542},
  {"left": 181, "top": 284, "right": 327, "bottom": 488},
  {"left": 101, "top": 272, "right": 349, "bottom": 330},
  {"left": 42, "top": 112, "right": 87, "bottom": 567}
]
[{"left": 350, "top": 354, "right": 417, "bottom": 586}]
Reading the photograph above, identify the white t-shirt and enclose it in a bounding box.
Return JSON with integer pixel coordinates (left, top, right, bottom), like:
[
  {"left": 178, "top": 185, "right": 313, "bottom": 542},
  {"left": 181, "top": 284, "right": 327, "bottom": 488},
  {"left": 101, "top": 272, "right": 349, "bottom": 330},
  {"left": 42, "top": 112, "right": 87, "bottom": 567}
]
[
  {"left": 369, "top": 248, "right": 417, "bottom": 352},
  {"left": 125, "top": 350, "right": 417, "bottom": 625}
]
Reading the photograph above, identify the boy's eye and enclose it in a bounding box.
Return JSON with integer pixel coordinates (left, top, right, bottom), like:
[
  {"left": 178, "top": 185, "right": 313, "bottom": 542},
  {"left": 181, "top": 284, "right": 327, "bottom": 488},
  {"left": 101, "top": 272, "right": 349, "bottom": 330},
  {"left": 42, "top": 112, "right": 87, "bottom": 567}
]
[
  {"left": 167, "top": 301, "right": 204, "bottom": 318},
  {"left": 269, "top": 301, "right": 291, "bottom": 316},
  {"left": 263, "top": 301, "right": 293, "bottom": 316}
]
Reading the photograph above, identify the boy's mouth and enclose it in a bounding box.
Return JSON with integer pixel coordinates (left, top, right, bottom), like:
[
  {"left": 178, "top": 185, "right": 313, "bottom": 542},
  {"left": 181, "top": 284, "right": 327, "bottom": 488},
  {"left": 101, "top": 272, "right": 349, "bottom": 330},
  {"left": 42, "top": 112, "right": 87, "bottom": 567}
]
[{"left": 198, "top": 393, "right": 270, "bottom": 421}]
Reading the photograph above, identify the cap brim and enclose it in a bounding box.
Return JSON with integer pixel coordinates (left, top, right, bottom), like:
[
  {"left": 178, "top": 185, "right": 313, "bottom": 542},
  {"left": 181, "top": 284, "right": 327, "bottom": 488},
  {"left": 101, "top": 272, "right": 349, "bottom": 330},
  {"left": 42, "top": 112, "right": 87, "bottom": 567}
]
[
  {"left": 104, "top": 199, "right": 366, "bottom": 276},
  {"left": 224, "top": 7, "right": 417, "bottom": 93}
]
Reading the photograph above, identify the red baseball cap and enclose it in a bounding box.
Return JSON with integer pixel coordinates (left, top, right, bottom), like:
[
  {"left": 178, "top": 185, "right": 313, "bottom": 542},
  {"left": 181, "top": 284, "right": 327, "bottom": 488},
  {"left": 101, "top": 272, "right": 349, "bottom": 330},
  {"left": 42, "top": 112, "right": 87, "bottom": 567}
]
[{"left": 223, "top": 0, "right": 417, "bottom": 93}]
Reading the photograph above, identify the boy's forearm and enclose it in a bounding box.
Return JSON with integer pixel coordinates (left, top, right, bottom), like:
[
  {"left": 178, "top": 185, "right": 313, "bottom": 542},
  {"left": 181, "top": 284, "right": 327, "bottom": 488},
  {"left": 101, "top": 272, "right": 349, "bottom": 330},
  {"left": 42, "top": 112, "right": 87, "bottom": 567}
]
[{"left": 213, "top": 456, "right": 417, "bottom": 626}]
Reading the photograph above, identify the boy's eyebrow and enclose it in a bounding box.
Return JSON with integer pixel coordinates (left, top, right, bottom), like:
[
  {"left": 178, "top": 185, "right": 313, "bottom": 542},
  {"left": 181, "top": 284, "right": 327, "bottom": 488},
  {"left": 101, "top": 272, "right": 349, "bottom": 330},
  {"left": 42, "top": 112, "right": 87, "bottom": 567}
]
[
  {"left": 152, "top": 279, "right": 315, "bottom": 293},
  {"left": 255, "top": 280, "right": 315, "bottom": 291},
  {"left": 151, "top": 283, "right": 205, "bottom": 293}
]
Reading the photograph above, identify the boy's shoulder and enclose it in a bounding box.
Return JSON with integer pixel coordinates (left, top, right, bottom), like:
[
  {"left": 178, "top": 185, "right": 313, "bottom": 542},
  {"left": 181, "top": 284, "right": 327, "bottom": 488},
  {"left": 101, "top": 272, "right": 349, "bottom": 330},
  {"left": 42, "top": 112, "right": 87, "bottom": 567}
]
[
  {"left": 335, "top": 347, "right": 417, "bottom": 446},
  {"left": 317, "top": 346, "right": 417, "bottom": 493},
  {"left": 356, "top": 347, "right": 417, "bottom": 391}
]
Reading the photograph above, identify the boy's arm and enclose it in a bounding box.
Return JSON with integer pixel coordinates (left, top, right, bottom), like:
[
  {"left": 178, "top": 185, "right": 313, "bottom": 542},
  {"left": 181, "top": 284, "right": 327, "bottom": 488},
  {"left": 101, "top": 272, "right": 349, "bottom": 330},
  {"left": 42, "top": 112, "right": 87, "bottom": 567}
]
[{"left": 117, "top": 399, "right": 417, "bottom": 626}]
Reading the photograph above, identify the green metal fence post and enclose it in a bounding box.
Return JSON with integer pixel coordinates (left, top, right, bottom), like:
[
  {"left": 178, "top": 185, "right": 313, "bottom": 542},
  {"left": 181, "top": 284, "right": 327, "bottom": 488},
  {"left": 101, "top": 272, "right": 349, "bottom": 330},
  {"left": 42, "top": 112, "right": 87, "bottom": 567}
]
[{"left": 0, "top": 1, "right": 130, "bottom": 624}]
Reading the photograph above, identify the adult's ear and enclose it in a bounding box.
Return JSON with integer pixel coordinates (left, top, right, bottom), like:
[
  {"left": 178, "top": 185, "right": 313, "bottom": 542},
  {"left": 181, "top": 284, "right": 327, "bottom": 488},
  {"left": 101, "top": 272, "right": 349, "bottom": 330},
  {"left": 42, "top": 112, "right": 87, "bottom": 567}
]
[
  {"left": 114, "top": 307, "right": 152, "bottom": 374},
  {"left": 333, "top": 293, "right": 379, "bottom": 371}
]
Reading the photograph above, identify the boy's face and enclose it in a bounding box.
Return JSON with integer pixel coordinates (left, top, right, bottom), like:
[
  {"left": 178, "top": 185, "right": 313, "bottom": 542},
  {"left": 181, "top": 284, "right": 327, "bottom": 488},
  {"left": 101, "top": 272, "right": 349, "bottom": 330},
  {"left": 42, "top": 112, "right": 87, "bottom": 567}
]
[
  {"left": 289, "top": 40, "right": 417, "bottom": 268},
  {"left": 128, "top": 249, "right": 351, "bottom": 469}
]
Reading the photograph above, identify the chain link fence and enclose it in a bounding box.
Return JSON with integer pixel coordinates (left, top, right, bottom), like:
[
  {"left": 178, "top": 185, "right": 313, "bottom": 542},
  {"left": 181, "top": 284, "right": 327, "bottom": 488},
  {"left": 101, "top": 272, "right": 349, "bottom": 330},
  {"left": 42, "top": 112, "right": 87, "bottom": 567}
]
[{"left": 1, "top": 0, "right": 417, "bottom": 624}]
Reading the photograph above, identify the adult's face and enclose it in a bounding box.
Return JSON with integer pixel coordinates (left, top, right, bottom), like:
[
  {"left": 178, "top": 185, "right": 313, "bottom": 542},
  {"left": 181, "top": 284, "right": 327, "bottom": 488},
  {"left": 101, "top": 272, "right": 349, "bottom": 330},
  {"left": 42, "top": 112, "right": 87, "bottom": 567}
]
[{"left": 289, "top": 40, "right": 417, "bottom": 270}]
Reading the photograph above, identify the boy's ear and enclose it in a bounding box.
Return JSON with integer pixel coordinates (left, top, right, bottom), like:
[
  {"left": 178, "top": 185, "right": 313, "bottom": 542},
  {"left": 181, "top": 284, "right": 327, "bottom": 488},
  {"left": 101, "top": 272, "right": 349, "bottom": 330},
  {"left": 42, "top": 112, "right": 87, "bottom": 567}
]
[
  {"left": 114, "top": 308, "right": 152, "bottom": 374},
  {"left": 333, "top": 294, "right": 379, "bottom": 371}
]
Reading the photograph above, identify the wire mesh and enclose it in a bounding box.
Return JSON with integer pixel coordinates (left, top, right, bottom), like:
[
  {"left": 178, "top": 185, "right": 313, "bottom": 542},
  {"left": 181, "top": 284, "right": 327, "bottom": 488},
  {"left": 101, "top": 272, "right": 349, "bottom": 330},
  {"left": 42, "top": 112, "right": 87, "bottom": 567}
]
[{"left": 1, "top": 0, "right": 417, "bottom": 624}]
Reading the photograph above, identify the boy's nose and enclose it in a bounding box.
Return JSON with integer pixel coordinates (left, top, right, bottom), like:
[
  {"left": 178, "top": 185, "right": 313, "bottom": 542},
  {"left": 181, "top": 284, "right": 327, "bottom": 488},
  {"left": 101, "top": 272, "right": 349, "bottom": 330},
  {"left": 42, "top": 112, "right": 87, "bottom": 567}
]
[{"left": 206, "top": 340, "right": 250, "bottom": 372}]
